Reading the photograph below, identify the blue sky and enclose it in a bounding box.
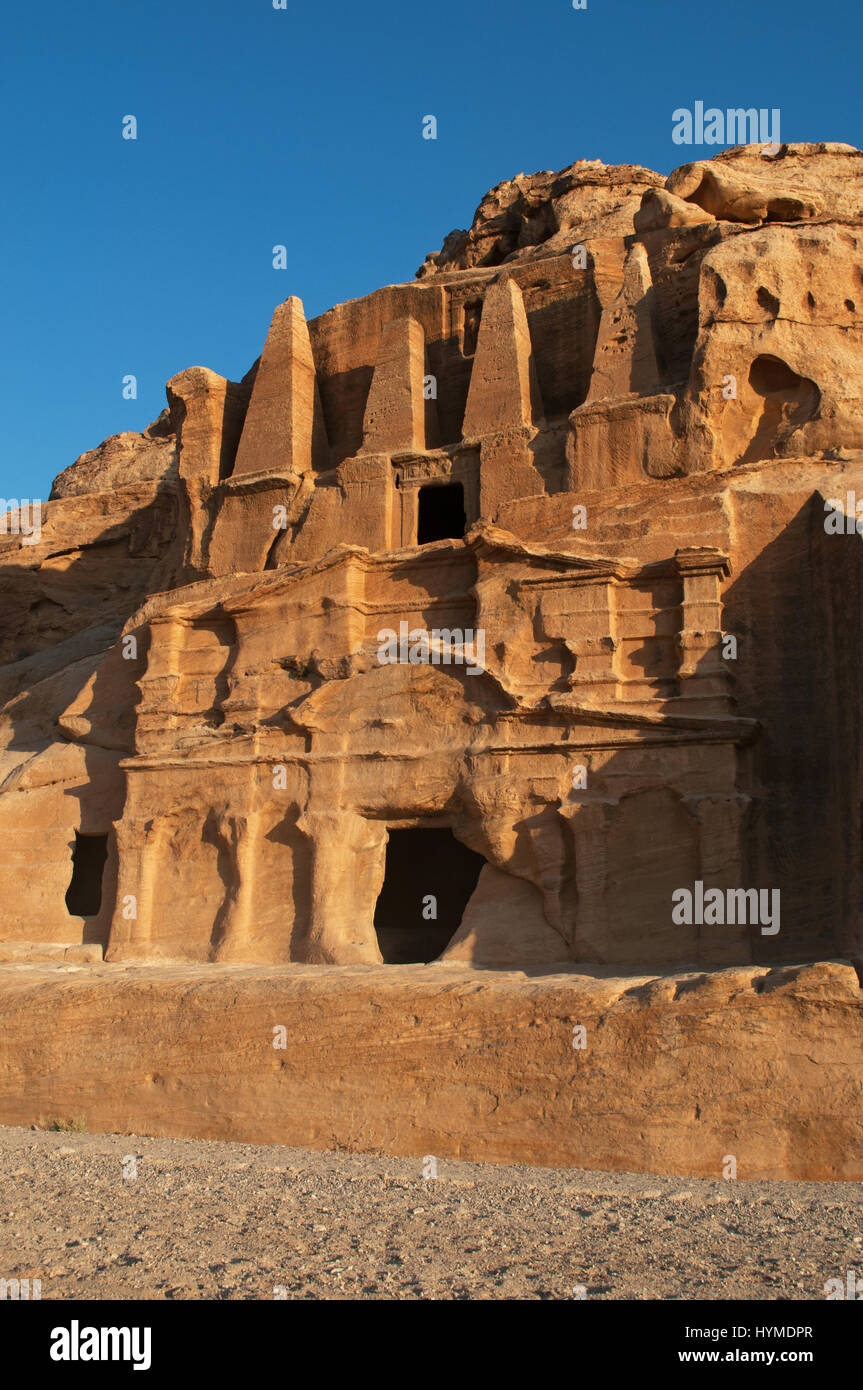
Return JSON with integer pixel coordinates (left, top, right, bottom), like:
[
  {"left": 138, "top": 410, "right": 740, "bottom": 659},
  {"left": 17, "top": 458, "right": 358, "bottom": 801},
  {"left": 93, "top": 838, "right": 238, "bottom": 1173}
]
[{"left": 1, "top": 0, "right": 858, "bottom": 501}]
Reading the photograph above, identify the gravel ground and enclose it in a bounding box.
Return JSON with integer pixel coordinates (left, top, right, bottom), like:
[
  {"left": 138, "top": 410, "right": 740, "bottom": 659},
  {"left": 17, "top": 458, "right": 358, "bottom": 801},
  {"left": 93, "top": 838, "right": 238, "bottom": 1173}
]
[{"left": 0, "top": 1125, "right": 860, "bottom": 1301}]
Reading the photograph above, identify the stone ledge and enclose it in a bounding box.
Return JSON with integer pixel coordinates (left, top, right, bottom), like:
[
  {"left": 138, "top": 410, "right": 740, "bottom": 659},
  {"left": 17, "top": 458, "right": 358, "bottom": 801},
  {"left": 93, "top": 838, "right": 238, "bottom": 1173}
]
[
  {"left": 0, "top": 959, "right": 858, "bottom": 1180},
  {"left": 0, "top": 942, "right": 103, "bottom": 965}
]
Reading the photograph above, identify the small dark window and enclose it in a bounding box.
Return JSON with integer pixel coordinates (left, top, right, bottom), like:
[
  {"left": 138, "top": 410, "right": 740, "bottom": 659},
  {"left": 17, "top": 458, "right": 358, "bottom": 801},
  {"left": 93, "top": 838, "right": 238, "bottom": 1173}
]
[
  {"left": 417, "top": 482, "right": 466, "bottom": 544},
  {"left": 65, "top": 832, "right": 108, "bottom": 917}
]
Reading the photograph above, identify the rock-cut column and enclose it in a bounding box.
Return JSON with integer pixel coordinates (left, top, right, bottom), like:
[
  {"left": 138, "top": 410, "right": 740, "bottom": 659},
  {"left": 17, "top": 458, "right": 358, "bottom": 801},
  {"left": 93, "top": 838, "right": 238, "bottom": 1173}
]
[
  {"left": 299, "top": 811, "right": 388, "bottom": 963},
  {"left": 674, "top": 548, "right": 732, "bottom": 713},
  {"left": 232, "top": 296, "right": 329, "bottom": 478}
]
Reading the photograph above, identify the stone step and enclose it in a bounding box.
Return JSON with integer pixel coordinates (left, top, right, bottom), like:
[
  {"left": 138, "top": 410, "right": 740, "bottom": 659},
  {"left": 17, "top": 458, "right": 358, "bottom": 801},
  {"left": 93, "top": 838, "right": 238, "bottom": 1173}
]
[{"left": 0, "top": 942, "right": 103, "bottom": 965}]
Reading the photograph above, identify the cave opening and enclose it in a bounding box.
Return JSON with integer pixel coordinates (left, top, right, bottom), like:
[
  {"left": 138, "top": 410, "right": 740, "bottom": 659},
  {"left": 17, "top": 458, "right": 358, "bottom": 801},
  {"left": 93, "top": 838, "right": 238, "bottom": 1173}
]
[
  {"left": 374, "top": 827, "right": 485, "bottom": 963},
  {"left": 65, "top": 832, "right": 108, "bottom": 917},
  {"left": 417, "top": 482, "right": 466, "bottom": 544}
]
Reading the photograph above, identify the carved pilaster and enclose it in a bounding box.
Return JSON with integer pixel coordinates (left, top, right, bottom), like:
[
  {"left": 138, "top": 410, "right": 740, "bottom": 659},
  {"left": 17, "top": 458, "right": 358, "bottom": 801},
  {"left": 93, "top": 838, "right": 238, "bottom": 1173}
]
[
  {"left": 683, "top": 792, "right": 753, "bottom": 966},
  {"left": 674, "top": 548, "right": 732, "bottom": 713},
  {"left": 559, "top": 798, "right": 616, "bottom": 960}
]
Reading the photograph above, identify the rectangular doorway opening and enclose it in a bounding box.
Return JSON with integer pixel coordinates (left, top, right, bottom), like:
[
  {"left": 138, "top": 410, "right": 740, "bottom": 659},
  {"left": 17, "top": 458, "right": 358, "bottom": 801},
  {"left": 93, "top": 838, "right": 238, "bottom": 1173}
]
[
  {"left": 374, "top": 827, "right": 485, "bottom": 963},
  {"left": 65, "top": 832, "right": 108, "bottom": 917},
  {"left": 417, "top": 482, "right": 466, "bottom": 544}
]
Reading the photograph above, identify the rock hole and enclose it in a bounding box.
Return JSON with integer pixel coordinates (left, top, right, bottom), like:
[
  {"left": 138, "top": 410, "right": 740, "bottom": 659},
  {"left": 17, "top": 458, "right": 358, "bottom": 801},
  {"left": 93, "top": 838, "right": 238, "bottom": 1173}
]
[
  {"left": 749, "top": 355, "right": 809, "bottom": 395},
  {"left": 737, "top": 354, "right": 820, "bottom": 464},
  {"left": 373, "top": 827, "right": 485, "bottom": 963},
  {"left": 756, "top": 287, "right": 780, "bottom": 317},
  {"left": 65, "top": 832, "right": 108, "bottom": 917},
  {"left": 704, "top": 266, "right": 727, "bottom": 311}
]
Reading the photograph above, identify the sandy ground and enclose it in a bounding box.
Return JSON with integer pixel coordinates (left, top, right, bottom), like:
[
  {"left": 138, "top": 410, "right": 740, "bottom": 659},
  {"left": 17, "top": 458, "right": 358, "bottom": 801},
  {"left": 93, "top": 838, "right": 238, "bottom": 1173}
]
[{"left": 0, "top": 1125, "right": 860, "bottom": 1300}]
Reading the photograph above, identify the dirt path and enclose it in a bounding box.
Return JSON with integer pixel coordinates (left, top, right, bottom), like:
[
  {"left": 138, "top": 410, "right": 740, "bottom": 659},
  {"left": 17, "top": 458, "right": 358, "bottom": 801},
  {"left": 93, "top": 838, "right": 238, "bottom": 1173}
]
[{"left": 0, "top": 1125, "right": 860, "bottom": 1300}]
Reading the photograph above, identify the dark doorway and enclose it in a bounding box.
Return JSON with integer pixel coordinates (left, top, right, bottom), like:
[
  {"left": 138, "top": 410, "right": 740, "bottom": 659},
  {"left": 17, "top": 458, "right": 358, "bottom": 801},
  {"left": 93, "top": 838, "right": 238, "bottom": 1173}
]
[
  {"left": 374, "top": 827, "right": 485, "bottom": 963},
  {"left": 417, "top": 482, "right": 466, "bottom": 544},
  {"left": 65, "top": 832, "right": 108, "bottom": 917}
]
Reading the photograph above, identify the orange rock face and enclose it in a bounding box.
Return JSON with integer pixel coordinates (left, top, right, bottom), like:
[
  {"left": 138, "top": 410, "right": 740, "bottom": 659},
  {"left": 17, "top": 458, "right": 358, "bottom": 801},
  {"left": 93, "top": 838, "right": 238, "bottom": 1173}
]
[
  {"left": 0, "top": 960, "right": 859, "bottom": 1181},
  {"left": 2, "top": 143, "right": 862, "bottom": 1175}
]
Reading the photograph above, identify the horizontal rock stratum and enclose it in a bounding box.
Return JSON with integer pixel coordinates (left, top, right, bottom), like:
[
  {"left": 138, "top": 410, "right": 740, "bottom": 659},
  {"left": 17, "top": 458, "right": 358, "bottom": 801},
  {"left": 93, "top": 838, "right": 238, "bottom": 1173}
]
[
  {"left": 1, "top": 960, "right": 860, "bottom": 1181},
  {"left": 1, "top": 143, "right": 862, "bottom": 1177}
]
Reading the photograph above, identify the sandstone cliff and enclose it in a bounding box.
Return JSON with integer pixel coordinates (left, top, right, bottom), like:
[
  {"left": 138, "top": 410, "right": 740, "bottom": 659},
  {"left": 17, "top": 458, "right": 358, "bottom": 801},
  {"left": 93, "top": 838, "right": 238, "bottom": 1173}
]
[{"left": 1, "top": 144, "right": 862, "bottom": 1175}]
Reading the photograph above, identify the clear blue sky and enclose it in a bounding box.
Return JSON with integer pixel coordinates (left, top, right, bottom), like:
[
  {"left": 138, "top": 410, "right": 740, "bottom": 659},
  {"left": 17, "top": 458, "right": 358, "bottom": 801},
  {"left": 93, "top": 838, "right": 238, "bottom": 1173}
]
[{"left": 1, "top": 0, "right": 858, "bottom": 501}]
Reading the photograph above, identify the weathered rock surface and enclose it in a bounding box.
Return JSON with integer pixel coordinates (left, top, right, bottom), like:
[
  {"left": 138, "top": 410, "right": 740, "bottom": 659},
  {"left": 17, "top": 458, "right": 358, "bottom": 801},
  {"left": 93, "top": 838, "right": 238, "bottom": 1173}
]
[
  {"left": 417, "top": 159, "right": 664, "bottom": 276},
  {"left": 693, "top": 142, "right": 863, "bottom": 222},
  {"left": 50, "top": 412, "right": 178, "bottom": 499},
  {"left": 0, "top": 960, "right": 859, "bottom": 1180}
]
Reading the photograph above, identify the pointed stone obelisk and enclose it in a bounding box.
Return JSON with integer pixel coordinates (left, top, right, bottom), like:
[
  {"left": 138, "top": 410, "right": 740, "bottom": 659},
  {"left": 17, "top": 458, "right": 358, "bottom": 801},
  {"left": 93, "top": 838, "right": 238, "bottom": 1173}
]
[
  {"left": 232, "top": 296, "right": 329, "bottom": 477},
  {"left": 361, "top": 316, "right": 436, "bottom": 454},
  {"left": 585, "top": 242, "right": 662, "bottom": 402},
  {"left": 461, "top": 277, "right": 543, "bottom": 437}
]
